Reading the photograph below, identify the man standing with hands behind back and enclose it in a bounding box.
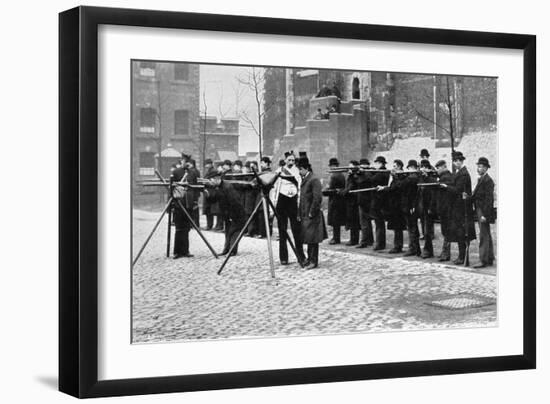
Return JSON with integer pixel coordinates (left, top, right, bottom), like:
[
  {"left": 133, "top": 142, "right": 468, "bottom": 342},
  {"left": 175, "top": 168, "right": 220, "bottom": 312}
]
[{"left": 471, "top": 157, "right": 496, "bottom": 268}]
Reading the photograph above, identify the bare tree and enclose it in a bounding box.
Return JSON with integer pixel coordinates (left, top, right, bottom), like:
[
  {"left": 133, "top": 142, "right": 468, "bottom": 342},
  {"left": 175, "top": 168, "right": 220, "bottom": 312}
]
[{"left": 405, "top": 75, "right": 461, "bottom": 153}]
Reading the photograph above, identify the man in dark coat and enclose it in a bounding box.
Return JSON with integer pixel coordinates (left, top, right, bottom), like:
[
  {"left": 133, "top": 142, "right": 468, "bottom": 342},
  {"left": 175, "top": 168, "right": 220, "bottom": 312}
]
[
  {"left": 297, "top": 157, "right": 327, "bottom": 269},
  {"left": 397, "top": 160, "right": 421, "bottom": 256},
  {"left": 170, "top": 156, "right": 200, "bottom": 258},
  {"left": 324, "top": 158, "right": 347, "bottom": 244},
  {"left": 439, "top": 151, "right": 476, "bottom": 265},
  {"left": 341, "top": 160, "right": 361, "bottom": 245},
  {"left": 203, "top": 176, "right": 247, "bottom": 256},
  {"left": 471, "top": 157, "right": 496, "bottom": 268},
  {"left": 242, "top": 161, "right": 260, "bottom": 237},
  {"left": 202, "top": 159, "right": 217, "bottom": 230},
  {"left": 354, "top": 158, "right": 374, "bottom": 248},
  {"left": 434, "top": 160, "right": 454, "bottom": 261},
  {"left": 418, "top": 159, "right": 437, "bottom": 258},
  {"left": 378, "top": 159, "right": 407, "bottom": 253},
  {"left": 371, "top": 156, "right": 390, "bottom": 250},
  {"left": 256, "top": 157, "right": 274, "bottom": 238}
]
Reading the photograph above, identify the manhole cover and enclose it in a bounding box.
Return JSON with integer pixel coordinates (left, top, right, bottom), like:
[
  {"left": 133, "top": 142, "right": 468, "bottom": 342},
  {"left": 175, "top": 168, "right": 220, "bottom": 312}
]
[{"left": 426, "top": 295, "right": 495, "bottom": 310}]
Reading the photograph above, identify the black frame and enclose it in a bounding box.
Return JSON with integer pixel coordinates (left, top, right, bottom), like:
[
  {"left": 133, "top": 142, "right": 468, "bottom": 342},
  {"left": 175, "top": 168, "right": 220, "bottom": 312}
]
[{"left": 59, "top": 6, "right": 536, "bottom": 398}]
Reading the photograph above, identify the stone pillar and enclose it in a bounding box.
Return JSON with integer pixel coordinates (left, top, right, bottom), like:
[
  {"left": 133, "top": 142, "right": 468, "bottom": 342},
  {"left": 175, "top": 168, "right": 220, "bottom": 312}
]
[{"left": 285, "top": 68, "right": 294, "bottom": 135}]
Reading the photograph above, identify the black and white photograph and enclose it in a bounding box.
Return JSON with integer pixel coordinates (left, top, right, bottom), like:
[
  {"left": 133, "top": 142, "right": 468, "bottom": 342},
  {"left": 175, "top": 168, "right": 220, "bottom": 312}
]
[{"left": 131, "top": 61, "right": 498, "bottom": 343}]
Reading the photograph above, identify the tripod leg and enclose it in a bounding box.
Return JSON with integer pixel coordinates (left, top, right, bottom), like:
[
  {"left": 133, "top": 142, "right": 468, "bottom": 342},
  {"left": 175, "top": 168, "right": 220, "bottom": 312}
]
[
  {"left": 174, "top": 199, "right": 218, "bottom": 259},
  {"left": 166, "top": 205, "right": 172, "bottom": 258},
  {"left": 262, "top": 196, "right": 276, "bottom": 278},
  {"left": 217, "top": 198, "right": 263, "bottom": 275},
  {"left": 132, "top": 198, "right": 173, "bottom": 267},
  {"left": 266, "top": 198, "right": 304, "bottom": 268}
]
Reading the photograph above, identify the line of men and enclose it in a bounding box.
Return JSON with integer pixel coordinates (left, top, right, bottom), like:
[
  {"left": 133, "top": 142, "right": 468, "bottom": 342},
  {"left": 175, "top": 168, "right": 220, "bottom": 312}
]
[
  {"left": 169, "top": 152, "right": 326, "bottom": 270},
  {"left": 169, "top": 155, "right": 275, "bottom": 259},
  {"left": 326, "top": 149, "right": 496, "bottom": 268}
]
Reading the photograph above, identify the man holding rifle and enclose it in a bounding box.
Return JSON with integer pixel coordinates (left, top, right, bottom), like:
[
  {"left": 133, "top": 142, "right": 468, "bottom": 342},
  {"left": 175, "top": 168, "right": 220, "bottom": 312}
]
[
  {"left": 433, "top": 160, "right": 454, "bottom": 261},
  {"left": 324, "top": 157, "right": 347, "bottom": 245},
  {"left": 170, "top": 154, "right": 201, "bottom": 259},
  {"left": 370, "top": 156, "right": 390, "bottom": 251},
  {"left": 439, "top": 151, "right": 476, "bottom": 265}
]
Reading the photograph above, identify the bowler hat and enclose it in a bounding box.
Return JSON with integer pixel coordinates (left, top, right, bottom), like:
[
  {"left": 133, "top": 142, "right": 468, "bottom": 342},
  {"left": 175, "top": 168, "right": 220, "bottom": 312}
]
[
  {"left": 204, "top": 158, "right": 213, "bottom": 165},
  {"left": 420, "top": 159, "right": 431, "bottom": 168},
  {"left": 349, "top": 160, "right": 360, "bottom": 166},
  {"left": 394, "top": 159, "right": 404, "bottom": 168},
  {"left": 329, "top": 157, "right": 339, "bottom": 166},
  {"left": 407, "top": 159, "right": 418, "bottom": 168},
  {"left": 476, "top": 157, "right": 491, "bottom": 168},
  {"left": 359, "top": 158, "right": 370, "bottom": 166},
  {"left": 284, "top": 150, "right": 294, "bottom": 158},
  {"left": 420, "top": 148, "right": 430, "bottom": 158},
  {"left": 233, "top": 160, "right": 243, "bottom": 167},
  {"left": 435, "top": 159, "right": 447, "bottom": 168},
  {"left": 261, "top": 156, "right": 271, "bottom": 164},
  {"left": 222, "top": 159, "right": 232, "bottom": 167},
  {"left": 244, "top": 161, "right": 251, "bottom": 168},
  {"left": 374, "top": 156, "right": 387, "bottom": 164},
  {"left": 452, "top": 151, "right": 466, "bottom": 161}
]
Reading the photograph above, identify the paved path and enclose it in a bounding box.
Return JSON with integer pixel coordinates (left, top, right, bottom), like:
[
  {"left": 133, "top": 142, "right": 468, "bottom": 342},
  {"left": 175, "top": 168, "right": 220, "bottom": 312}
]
[{"left": 132, "top": 210, "right": 497, "bottom": 343}]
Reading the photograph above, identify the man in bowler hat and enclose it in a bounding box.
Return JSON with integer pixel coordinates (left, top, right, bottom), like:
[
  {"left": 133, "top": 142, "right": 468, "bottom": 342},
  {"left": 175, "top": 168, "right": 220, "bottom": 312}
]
[{"left": 471, "top": 157, "right": 495, "bottom": 268}]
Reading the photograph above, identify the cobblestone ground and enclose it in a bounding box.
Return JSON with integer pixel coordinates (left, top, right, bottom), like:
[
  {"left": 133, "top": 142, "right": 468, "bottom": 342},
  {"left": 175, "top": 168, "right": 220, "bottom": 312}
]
[{"left": 132, "top": 210, "right": 497, "bottom": 343}]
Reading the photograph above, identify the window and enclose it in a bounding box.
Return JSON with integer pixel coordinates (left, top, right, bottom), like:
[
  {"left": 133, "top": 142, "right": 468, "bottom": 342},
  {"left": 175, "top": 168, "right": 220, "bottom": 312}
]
[
  {"left": 139, "top": 108, "right": 156, "bottom": 133},
  {"left": 139, "top": 152, "right": 156, "bottom": 176},
  {"left": 174, "top": 63, "right": 189, "bottom": 81},
  {"left": 139, "top": 61, "right": 156, "bottom": 77},
  {"left": 174, "top": 110, "right": 190, "bottom": 135},
  {"left": 352, "top": 77, "right": 361, "bottom": 99}
]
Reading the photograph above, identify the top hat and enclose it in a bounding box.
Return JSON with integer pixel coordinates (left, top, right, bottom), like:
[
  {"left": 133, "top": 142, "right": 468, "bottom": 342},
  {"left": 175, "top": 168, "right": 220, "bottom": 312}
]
[
  {"left": 328, "top": 157, "right": 339, "bottom": 166},
  {"left": 406, "top": 159, "right": 418, "bottom": 169},
  {"left": 435, "top": 159, "right": 447, "bottom": 168},
  {"left": 420, "top": 148, "right": 430, "bottom": 158},
  {"left": 374, "top": 156, "right": 387, "bottom": 164},
  {"left": 296, "top": 156, "right": 311, "bottom": 169},
  {"left": 476, "top": 157, "right": 491, "bottom": 168}
]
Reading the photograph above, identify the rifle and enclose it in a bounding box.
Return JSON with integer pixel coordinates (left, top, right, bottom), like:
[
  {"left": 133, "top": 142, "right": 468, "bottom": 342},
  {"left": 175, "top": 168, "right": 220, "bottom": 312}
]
[
  {"left": 348, "top": 186, "right": 384, "bottom": 194},
  {"left": 417, "top": 182, "right": 441, "bottom": 187}
]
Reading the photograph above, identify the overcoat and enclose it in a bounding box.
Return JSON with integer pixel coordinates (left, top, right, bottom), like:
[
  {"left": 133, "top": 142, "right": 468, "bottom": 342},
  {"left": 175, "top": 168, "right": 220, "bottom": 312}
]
[
  {"left": 384, "top": 172, "right": 409, "bottom": 231},
  {"left": 370, "top": 169, "right": 390, "bottom": 220},
  {"left": 342, "top": 173, "right": 360, "bottom": 229},
  {"left": 445, "top": 166, "right": 476, "bottom": 242},
  {"left": 433, "top": 169, "right": 453, "bottom": 237},
  {"left": 472, "top": 173, "right": 496, "bottom": 224},
  {"left": 202, "top": 166, "right": 218, "bottom": 216},
  {"left": 171, "top": 166, "right": 200, "bottom": 225},
  {"left": 299, "top": 172, "right": 328, "bottom": 244},
  {"left": 325, "top": 172, "right": 347, "bottom": 226}
]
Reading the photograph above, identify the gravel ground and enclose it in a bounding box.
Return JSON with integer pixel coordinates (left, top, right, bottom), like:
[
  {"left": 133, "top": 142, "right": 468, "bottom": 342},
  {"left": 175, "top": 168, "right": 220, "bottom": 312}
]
[{"left": 132, "top": 210, "right": 497, "bottom": 343}]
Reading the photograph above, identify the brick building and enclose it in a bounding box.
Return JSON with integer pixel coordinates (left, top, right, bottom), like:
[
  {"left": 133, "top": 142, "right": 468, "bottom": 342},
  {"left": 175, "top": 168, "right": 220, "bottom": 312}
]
[
  {"left": 132, "top": 60, "right": 201, "bottom": 185},
  {"left": 262, "top": 67, "right": 497, "bottom": 181},
  {"left": 132, "top": 61, "right": 240, "bottom": 207}
]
